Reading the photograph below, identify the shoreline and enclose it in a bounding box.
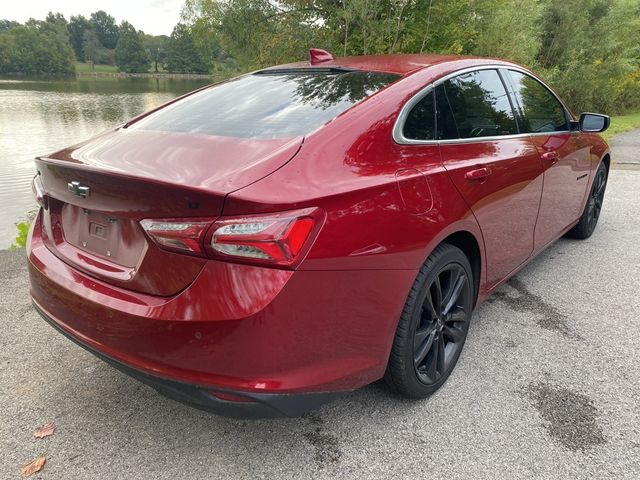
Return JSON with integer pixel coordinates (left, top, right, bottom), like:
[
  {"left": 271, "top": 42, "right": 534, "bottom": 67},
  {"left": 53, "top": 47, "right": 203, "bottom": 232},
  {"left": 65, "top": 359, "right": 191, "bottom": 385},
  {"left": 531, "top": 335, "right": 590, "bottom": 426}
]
[
  {"left": 0, "top": 71, "right": 214, "bottom": 80},
  {"left": 76, "top": 71, "right": 213, "bottom": 79}
]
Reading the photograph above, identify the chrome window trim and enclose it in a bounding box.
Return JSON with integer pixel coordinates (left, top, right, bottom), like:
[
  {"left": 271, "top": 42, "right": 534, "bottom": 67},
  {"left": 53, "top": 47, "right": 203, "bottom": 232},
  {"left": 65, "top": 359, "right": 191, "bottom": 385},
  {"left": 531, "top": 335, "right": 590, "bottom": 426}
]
[{"left": 392, "top": 64, "right": 572, "bottom": 146}]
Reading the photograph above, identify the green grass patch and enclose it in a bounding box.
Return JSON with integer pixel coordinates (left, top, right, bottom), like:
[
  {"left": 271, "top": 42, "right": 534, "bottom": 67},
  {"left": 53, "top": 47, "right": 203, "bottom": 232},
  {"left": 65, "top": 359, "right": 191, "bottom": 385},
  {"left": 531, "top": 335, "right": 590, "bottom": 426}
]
[
  {"left": 75, "top": 62, "right": 170, "bottom": 74},
  {"left": 11, "top": 221, "right": 30, "bottom": 249},
  {"left": 11, "top": 210, "right": 38, "bottom": 249},
  {"left": 75, "top": 62, "right": 119, "bottom": 73},
  {"left": 602, "top": 111, "right": 640, "bottom": 143}
]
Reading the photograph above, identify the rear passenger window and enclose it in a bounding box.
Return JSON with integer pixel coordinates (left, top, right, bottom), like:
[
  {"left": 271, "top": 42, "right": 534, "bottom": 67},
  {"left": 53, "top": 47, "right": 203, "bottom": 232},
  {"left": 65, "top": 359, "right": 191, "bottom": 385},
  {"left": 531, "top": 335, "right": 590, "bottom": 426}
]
[
  {"left": 403, "top": 90, "right": 435, "bottom": 140},
  {"left": 506, "top": 70, "right": 569, "bottom": 133},
  {"left": 436, "top": 69, "right": 518, "bottom": 139}
]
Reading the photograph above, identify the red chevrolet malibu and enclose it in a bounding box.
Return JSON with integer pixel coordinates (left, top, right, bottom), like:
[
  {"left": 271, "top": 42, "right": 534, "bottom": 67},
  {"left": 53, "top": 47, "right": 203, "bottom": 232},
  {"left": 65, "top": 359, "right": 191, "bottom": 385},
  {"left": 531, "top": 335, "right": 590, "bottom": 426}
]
[{"left": 27, "top": 50, "right": 610, "bottom": 417}]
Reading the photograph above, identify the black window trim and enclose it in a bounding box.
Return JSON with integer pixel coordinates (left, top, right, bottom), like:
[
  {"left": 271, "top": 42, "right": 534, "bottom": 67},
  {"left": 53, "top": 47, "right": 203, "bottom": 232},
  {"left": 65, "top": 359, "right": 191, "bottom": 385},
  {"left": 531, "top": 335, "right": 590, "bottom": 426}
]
[
  {"left": 496, "top": 69, "right": 523, "bottom": 134},
  {"left": 392, "top": 64, "right": 574, "bottom": 145}
]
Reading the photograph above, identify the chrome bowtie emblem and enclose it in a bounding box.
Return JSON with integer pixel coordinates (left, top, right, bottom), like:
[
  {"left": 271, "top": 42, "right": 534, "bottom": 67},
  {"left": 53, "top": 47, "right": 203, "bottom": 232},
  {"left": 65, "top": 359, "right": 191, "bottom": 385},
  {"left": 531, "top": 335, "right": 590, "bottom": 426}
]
[{"left": 67, "top": 181, "right": 90, "bottom": 198}]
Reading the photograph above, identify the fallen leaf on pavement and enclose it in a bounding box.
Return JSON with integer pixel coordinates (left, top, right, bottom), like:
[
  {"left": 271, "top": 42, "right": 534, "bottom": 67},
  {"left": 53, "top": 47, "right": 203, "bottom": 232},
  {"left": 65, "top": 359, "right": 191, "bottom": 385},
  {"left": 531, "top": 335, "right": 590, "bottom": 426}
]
[
  {"left": 20, "top": 457, "right": 46, "bottom": 477},
  {"left": 33, "top": 421, "right": 55, "bottom": 439}
]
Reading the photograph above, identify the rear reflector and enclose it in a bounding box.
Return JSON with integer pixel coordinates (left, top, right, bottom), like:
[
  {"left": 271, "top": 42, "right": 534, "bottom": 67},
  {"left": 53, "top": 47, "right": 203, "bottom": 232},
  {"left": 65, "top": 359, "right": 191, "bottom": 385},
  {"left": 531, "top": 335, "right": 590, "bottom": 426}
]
[
  {"left": 209, "top": 207, "right": 322, "bottom": 268},
  {"left": 140, "top": 218, "right": 213, "bottom": 257},
  {"left": 209, "top": 391, "right": 256, "bottom": 403}
]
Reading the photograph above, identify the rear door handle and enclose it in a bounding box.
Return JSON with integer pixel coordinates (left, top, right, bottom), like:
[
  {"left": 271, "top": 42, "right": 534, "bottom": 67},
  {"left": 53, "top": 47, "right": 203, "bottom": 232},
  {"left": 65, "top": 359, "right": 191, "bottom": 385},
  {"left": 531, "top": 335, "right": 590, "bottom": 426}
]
[
  {"left": 541, "top": 151, "right": 560, "bottom": 164},
  {"left": 465, "top": 167, "right": 492, "bottom": 181}
]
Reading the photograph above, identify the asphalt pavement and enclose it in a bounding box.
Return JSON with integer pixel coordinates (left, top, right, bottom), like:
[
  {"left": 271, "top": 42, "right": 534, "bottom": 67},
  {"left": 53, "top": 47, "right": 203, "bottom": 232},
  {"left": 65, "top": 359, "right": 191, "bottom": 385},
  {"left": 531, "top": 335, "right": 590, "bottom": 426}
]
[
  {"left": 1, "top": 139, "right": 639, "bottom": 479},
  {"left": 611, "top": 130, "right": 640, "bottom": 164}
]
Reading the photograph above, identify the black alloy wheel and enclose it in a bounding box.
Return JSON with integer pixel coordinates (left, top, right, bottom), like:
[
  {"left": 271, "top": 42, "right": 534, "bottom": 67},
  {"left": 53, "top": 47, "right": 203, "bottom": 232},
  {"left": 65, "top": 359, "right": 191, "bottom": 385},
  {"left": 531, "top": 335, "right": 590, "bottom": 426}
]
[
  {"left": 567, "top": 161, "right": 608, "bottom": 239},
  {"left": 385, "top": 243, "right": 474, "bottom": 398},
  {"left": 586, "top": 166, "right": 607, "bottom": 232},
  {"left": 413, "top": 263, "right": 471, "bottom": 385}
]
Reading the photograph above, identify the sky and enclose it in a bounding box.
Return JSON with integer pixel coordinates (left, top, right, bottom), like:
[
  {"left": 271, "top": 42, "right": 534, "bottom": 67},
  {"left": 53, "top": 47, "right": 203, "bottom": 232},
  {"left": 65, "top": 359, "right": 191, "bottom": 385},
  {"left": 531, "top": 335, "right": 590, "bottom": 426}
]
[{"left": 1, "top": 0, "right": 186, "bottom": 36}]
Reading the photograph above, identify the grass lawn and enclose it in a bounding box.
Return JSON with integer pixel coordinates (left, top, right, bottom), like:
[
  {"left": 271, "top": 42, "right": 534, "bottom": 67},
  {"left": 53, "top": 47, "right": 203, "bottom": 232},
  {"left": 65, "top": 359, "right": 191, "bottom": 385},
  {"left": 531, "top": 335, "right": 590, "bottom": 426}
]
[
  {"left": 75, "top": 62, "right": 172, "bottom": 74},
  {"left": 602, "top": 111, "right": 640, "bottom": 142},
  {"left": 75, "top": 62, "right": 118, "bottom": 73}
]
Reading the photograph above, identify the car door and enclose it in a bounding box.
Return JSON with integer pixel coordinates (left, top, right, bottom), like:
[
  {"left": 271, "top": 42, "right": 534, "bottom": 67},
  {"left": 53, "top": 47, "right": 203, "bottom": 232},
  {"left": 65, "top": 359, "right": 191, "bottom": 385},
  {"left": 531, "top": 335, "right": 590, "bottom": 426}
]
[
  {"left": 435, "top": 68, "right": 545, "bottom": 288},
  {"left": 502, "top": 69, "right": 592, "bottom": 250}
]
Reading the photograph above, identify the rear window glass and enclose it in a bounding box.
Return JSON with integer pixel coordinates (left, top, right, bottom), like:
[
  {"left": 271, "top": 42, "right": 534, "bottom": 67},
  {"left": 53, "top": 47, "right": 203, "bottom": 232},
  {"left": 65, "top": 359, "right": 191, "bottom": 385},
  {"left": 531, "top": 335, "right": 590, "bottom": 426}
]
[{"left": 129, "top": 70, "right": 399, "bottom": 139}]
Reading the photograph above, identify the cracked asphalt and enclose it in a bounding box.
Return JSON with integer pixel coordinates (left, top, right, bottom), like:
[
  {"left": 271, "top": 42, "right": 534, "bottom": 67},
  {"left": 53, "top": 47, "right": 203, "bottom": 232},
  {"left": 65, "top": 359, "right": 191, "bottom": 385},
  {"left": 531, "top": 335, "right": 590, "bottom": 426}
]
[{"left": 1, "top": 149, "right": 640, "bottom": 478}]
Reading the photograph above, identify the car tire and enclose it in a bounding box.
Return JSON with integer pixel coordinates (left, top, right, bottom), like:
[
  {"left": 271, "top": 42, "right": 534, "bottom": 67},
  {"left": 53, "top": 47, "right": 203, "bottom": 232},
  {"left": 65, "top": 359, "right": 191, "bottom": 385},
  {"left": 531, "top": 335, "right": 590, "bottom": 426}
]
[
  {"left": 384, "top": 243, "right": 474, "bottom": 398},
  {"left": 566, "top": 161, "right": 608, "bottom": 240}
]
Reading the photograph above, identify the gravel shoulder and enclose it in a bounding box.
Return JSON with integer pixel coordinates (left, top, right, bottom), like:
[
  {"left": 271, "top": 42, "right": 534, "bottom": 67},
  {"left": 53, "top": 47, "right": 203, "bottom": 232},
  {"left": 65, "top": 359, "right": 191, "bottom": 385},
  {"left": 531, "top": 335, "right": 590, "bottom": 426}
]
[{"left": 1, "top": 165, "right": 639, "bottom": 479}]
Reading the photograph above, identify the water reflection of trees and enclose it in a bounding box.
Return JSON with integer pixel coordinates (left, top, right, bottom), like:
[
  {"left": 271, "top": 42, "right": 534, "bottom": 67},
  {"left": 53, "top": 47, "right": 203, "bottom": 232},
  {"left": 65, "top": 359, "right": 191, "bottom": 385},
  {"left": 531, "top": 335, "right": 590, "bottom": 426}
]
[
  {"left": 442, "top": 73, "right": 518, "bottom": 137},
  {"left": 515, "top": 74, "right": 568, "bottom": 132},
  {"left": 36, "top": 92, "right": 163, "bottom": 126},
  {"left": 0, "top": 76, "right": 211, "bottom": 132},
  {"left": 0, "top": 76, "right": 209, "bottom": 95},
  {"left": 290, "top": 71, "right": 399, "bottom": 110}
]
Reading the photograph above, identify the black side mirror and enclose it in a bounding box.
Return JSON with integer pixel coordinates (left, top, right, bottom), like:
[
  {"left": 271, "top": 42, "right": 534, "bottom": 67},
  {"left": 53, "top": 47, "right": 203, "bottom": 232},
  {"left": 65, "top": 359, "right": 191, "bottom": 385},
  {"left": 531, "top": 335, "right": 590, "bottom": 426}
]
[{"left": 580, "top": 113, "right": 610, "bottom": 133}]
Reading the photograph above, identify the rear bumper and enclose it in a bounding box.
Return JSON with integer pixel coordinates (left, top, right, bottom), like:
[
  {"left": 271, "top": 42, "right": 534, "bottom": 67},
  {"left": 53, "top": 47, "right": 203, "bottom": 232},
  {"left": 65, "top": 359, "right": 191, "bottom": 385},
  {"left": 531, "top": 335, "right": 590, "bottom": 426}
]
[
  {"left": 34, "top": 302, "right": 342, "bottom": 418},
  {"left": 27, "top": 212, "right": 416, "bottom": 415}
]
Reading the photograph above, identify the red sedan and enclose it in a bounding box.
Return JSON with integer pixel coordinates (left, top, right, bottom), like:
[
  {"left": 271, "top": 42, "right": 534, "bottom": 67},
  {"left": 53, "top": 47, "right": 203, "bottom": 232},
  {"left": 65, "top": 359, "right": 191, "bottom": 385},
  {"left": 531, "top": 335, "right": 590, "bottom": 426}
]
[{"left": 27, "top": 50, "right": 610, "bottom": 417}]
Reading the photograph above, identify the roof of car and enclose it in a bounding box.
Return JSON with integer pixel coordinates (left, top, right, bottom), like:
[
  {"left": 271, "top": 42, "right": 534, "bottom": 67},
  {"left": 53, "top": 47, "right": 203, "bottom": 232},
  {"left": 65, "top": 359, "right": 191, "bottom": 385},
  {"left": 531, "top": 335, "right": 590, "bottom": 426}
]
[{"left": 264, "top": 53, "right": 503, "bottom": 76}]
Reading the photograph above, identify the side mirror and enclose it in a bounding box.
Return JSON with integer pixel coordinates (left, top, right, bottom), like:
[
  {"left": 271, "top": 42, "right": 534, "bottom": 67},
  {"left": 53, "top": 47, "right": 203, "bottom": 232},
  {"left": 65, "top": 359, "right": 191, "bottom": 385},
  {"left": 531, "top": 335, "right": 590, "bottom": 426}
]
[{"left": 580, "top": 113, "right": 610, "bottom": 133}]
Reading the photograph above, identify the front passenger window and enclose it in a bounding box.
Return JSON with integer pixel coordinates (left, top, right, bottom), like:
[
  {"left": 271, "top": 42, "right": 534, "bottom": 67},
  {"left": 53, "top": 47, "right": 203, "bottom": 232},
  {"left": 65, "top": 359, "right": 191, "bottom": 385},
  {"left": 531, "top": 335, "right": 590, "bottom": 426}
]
[{"left": 506, "top": 70, "right": 569, "bottom": 133}]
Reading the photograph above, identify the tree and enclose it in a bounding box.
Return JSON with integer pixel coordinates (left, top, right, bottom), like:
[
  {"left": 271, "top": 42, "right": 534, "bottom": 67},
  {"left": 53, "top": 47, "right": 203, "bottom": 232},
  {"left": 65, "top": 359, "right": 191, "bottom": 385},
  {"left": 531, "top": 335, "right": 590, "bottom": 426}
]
[
  {"left": 143, "top": 34, "right": 169, "bottom": 73},
  {"left": 183, "top": 0, "right": 315, "bottom": 69},
  {"left": 181, "top": 0, "right": 640, "bottom": 114},
  {"left": 473, "top": 0, "right": 543, "bottom": 65},
  {"left": 68, "top": 15, "right": 92, "bottom": 61},
  {"left": 115, "top": 21, "right": 150, "bottom": 73},
  {"left": 0, "top": 20, "right": 20, "bottom": 32},
  {"left": 82, "top": 29, "right": 101, "bottom": 66},
  {"left": 41, "top": 14, "right": 76, "bottom": 73},
  {"left": 45, "top": 12, "right": 68, "bottom": 29},
  {"left": 165, "top": 24, "right": 208, "bottom": 73},
  {"left": 90, "top": 10, "right": 119, "bottom": 49},
  {"left": 0, "top": 31, "right": 16, "bottom": 71},
  {"left": 0, "top": 21, "right": 75, "bottom": 74},
  {"left": 532, "top": 0, "right": 640, "bottom": 113}
]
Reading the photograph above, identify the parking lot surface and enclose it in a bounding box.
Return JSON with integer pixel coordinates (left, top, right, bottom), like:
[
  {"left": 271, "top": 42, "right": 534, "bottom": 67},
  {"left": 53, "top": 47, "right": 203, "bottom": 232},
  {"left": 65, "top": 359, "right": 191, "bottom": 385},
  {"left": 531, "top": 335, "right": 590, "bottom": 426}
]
[{"left": 1, "top": 166, "right": 639, "bottom": 479}]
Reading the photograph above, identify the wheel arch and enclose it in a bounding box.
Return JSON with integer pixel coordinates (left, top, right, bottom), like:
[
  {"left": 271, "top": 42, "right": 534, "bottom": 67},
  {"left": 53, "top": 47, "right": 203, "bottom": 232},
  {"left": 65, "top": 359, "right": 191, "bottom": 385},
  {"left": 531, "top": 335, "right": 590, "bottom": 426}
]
[
  {"left": 418, "top": 222, "right": 485, "bottom": 308},
  {"left": 440, "top": 231, "right": 482, "bottom": 307},
  {"left": 602, "top": 153, "right": 611, "bottom": 173}
]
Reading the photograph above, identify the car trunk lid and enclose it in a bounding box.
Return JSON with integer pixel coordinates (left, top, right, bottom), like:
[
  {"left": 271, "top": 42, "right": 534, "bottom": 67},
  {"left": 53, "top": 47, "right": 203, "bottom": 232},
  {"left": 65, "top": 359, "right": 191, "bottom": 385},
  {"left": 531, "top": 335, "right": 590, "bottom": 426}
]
[{"left": 35, "top": 129, "right": 303, "bottom": 296}]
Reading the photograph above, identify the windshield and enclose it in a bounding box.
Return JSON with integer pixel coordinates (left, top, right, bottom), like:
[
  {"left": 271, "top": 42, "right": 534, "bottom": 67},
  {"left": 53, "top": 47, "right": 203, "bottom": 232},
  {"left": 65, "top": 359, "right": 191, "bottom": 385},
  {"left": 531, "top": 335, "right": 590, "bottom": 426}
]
[{"left": 129, "top": 70, "right": 399, "bottom": 139}]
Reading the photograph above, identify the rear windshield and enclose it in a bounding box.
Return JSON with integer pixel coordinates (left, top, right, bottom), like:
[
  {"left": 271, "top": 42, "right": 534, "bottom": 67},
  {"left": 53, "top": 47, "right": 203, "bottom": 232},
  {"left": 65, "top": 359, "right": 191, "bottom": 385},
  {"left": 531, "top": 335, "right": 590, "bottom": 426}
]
[{"left": 129, "top": 70, "right": 399, "bottom": 139}]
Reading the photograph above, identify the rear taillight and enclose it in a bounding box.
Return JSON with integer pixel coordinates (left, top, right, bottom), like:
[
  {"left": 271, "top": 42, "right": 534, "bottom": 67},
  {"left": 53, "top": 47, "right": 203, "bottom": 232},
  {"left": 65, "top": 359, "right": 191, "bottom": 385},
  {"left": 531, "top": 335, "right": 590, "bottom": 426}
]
[
  {"left": 140, "top": 207, "right": 323, "bottom": 267},
  {"left": 208, "top": 207, "right": 323, "bottom": 268},
  {"left": 140, "top": 218, "right": 213, "bottom": 257}
]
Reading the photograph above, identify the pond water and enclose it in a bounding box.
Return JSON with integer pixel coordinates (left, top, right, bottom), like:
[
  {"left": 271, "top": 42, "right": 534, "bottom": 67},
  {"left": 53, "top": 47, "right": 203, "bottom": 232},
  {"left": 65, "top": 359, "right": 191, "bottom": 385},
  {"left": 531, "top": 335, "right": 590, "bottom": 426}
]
[{"left": 0, "top": 75, "right": 210, "bottom": 248}]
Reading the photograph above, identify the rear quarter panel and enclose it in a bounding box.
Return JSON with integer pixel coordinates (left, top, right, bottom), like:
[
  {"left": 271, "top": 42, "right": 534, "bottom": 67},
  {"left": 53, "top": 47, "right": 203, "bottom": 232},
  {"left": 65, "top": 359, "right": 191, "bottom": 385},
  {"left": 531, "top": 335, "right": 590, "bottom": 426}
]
[{"left": 224, "top": 62, "right": 487, "bottom": 275}]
